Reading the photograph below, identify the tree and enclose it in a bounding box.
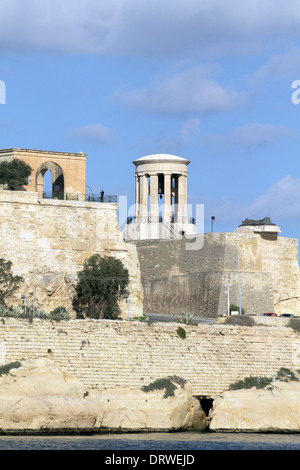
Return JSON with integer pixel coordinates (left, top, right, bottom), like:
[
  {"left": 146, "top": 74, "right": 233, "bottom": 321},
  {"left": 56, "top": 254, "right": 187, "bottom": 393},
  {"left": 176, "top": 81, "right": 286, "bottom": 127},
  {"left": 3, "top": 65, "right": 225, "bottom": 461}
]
[
  {"left": 74, "top": 254, "right": 129, "bottom": 319},
  {"left": 0, "top": 258, "right": 22, "bottom": 305},
  {"left": 0, "top": 159, "right": 32, "bottom": 190}
]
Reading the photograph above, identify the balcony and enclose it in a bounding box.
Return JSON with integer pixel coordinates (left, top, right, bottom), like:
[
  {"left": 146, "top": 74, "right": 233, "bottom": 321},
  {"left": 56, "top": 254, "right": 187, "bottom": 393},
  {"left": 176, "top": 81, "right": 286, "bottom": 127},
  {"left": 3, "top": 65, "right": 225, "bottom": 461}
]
[{"left": 42, "top": 192, "right": 117, "bottom": 203}]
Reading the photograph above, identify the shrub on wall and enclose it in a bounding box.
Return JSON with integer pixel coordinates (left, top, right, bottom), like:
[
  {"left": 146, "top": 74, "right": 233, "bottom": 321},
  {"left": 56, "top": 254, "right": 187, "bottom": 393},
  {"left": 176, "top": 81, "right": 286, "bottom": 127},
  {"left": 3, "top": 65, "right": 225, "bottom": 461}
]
[
  {"left": 47, "top": 306, "right": 70, "bottom": 321},
  {"left": 141, "top": 376, "right": 187, "bottom": 398},
  {"left": 0, "top": 159, "right": 32, "bottom": 190},
  {"left": 176, "top": 326, "right": 186, "bottom": 339},
  {"left": 0, "top": 361, "right": 21, "bottom": 376},
  {"left": 229, "top": 376, "right": 272, "bottom": 390},
  {"left": 170, "top": 311, "right": 197, "bottom": 325},
  {"left": 73, "top": 254, "right": 129, "bottom": 320},
  {"left": 229, "top": 368, "right": 300, "bottom": 391},
  {"left": 0, "top": 258, "right": 23, "bottom": 306}
]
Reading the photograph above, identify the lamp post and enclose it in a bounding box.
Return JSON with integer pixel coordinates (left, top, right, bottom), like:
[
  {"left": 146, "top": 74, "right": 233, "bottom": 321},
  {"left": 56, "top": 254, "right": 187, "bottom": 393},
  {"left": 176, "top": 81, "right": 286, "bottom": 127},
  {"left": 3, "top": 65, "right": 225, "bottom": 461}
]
[
  {"left": 211, "top": 216, "right": 215, "bottom": 232},
  {"left": 126, "top": 297, "right": 131, "bottom": 320},
  {"left": 21, "top": 295, "right": 27, "bottom": 316}
]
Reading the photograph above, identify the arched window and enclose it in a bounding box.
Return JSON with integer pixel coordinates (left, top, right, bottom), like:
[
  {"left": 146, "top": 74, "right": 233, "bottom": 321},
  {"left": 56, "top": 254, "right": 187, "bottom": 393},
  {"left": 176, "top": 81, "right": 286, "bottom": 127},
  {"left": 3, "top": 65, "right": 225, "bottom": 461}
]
[{"left": 36, "top": 162, "right": 64, "bottom": 200}]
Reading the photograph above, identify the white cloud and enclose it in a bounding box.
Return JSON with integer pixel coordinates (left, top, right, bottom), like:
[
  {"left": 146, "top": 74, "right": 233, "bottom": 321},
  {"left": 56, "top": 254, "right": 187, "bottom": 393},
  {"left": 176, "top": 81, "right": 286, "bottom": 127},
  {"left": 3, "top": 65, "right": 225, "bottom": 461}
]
[
  {"left": 1, "top": 0, "right": 300, "bottom": 57},
  {"left": 134, "top": 118, "right": 201, "bottom": 156},
  {"left": 206, "top": 123, "right": 300, "bottom": 150},
  {"left": 119, "top": 67, "right": 237, "bottom": 115},
  {"left": 248, "top": 176, "right": 300, "bottom": 219},
  {"left": 67, "top": 123, "right": 113, "bottom": 143},
  {"left": 200, "top": 176, "right": 300, "bottom": 228},
  {"left": 179, "top": 118, "right": 201, "bottom": 144},
  {"left": 246, "top": 48, "right": 300, "bottom": 85}
]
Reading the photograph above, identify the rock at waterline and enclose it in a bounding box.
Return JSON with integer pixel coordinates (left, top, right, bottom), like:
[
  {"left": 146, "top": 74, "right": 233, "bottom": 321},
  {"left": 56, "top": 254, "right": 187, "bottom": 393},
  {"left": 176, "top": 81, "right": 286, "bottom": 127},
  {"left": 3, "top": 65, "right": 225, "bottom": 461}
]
[
  {"left": 209, "top": 381, "right": 300, "bottom": 432},
  {"left": 0, "top": 357, "right": 207, "bottom": 433}
]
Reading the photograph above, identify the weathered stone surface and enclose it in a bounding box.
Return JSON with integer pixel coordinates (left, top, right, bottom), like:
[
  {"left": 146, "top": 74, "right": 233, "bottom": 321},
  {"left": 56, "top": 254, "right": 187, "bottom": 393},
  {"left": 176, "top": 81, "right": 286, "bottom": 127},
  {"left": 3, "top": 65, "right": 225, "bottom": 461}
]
[
  {"left": 209, "top": 381, "right": 300, "bottom": 432},
  {"left": 0, "top": 190, "right": 143, "bottom": 318},
  {"left": 0, "top": 357, "right": 98, "bottom": 431},
  {"left": 1, "top": 318, "right": 300, "bottom": 398},
  {"left": 0, "top": 357, "right": 206, "bottom": 433},
  {"left": 96, "top": 384, "right": 207, "bottom": 432},
  {"left": 135, "top": 229, "right": 300, "bottom": 317}
]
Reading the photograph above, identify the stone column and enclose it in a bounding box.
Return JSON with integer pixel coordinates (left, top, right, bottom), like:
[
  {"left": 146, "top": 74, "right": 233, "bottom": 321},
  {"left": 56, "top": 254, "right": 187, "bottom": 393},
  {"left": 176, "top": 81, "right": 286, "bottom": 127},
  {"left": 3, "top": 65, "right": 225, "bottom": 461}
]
[
  {"left": 177, "top": 174, "right": 187, "bottom": 223},
  {"left": 149, "top": 173, "right": 159, "bottom": 222},
  {"left": 139, "top": 174, "right": 148, "bottom": 221},
  {"left": 135, "top": 175, "right": 139, "bottom": 219},
  {"left": 163, "top": 173, "right": 172, "bottom": 222}
]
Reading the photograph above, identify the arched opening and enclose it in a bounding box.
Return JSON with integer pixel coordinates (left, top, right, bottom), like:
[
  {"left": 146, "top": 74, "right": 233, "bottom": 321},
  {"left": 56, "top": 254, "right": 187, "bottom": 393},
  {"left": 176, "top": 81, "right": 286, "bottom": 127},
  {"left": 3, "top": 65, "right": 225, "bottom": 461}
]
[
  {"left": 36, "top": 162, "right": 64, "bottom": 200},
  {"left": 43, "top": 170, "right": 53, "bottom": 196}
]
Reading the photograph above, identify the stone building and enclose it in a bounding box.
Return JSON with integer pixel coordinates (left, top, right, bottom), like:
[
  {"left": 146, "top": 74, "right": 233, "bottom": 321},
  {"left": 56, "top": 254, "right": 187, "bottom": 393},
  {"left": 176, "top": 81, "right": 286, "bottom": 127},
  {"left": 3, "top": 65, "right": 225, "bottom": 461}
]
[
  {"left": 0, "top": 148, "right": 143, "bottom": 317},
  {"left": 0, "top": 148, "right": 299, "bottom": 318},
  {"left": 123, "top": 154, "right": 196, "bottom": 240},
  {"left": 0, "top": 148, "right": 87, "bottom": 200}
]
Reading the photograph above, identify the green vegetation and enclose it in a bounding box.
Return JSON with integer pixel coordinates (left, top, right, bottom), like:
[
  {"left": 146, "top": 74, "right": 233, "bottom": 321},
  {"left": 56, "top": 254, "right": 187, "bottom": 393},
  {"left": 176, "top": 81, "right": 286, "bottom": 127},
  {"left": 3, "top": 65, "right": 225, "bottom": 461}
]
[
  {"left": 0, "top": 159, "right": 32, "bottom": 190},
  {"left": 176, "top": 326, "right": 186, "bottom": 339},
  {"left": 229, "top": 368, "right": 299, "bottom": 391},
  {"left": 230, "top": 304, "right": 245, "bottom": 315},
  {"left": 288, "top": 318, "right": 300, "bottom": 333},
  {"left": 170, "top": 311, "right": 196, "bottom": 325},
  {"left": 0, "top": 258, "right": 22, "bottom": 306},
  {"left": 131, "top": 313, "right": 148, "bottom": 322},
  {"left": 229, "top": 376, "right": 272, "bottom": 390},
  {"left": 0, "top": 304, "right": 70, "bottom": 322},
  {"left": 225, "top": 315, "right": 255, "bottom": 327},
  {"left": 141, "top": 376, "right": 187, "bottom": 398},
  {"left": 73, "top": 254, "right": 129, "bottom": 319},
  {"left": 277, "top": 367, "right": 299, "bottom": 382},
  {"left": 47, "top": 306, "right": 71, "bottom": 321},
  {"left": 0, "top": 361, "right": 21, "bottom": 376}
]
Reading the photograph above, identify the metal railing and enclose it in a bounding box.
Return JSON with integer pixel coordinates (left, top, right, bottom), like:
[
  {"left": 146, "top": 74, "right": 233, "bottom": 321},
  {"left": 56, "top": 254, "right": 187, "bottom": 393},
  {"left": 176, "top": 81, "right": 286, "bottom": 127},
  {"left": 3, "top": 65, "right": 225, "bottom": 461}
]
[
  {"left": 126, "top": 215, "right": 195, "bottom": 224},
  {"left": 42, "top": 192, "right": 117, "bottom": 203},
  {"left": 85, "top": 194, "right": 117, "bottom": 203}
]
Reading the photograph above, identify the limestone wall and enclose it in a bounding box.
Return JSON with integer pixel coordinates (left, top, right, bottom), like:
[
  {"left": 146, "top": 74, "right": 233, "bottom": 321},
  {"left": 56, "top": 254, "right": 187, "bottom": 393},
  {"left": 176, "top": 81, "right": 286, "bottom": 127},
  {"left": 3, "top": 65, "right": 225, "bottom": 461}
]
[
  {"left": 0, "top": 318, "right": 299, "bottom": 398},
  {"left": 0, "top": 190, "right": 143, "bottom": 317},
  {"left": 134, "top": 231, "right": 300, "bottom": 317}
]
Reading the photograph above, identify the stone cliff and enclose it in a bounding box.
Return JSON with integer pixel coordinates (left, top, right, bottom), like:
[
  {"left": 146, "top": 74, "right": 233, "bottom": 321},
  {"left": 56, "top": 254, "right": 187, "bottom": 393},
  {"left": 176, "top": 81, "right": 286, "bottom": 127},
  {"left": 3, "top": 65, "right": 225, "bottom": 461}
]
[
  {"left": 0, "top": 357, "right": 207, "bottom": 433},
  {"left": 210, "top": 377, "right": 300, "bottom": 433}
]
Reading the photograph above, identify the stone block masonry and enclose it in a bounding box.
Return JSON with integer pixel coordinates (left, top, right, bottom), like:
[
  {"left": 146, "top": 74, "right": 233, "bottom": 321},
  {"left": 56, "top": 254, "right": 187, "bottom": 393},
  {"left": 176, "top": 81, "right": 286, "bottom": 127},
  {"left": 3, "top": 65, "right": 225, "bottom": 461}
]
[
  {"left": 0, "top": 190, "right": 143, "bottom": 317},
  {"left": 0, "top": 148, "right": 87, "bottom": 197},
  {"left": 134, "top": 231, "right": 300, "bottom": 317},
  {"left": 0, "top": 318, "right": 299, "bottom": 398}
]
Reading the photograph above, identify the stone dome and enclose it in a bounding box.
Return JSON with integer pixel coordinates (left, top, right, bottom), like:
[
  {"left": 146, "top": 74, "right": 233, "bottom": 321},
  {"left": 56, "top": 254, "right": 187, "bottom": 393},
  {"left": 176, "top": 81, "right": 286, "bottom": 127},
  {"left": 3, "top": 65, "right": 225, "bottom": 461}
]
[{"left": 133, "top": 154, "right": 190, "bottom": 165}]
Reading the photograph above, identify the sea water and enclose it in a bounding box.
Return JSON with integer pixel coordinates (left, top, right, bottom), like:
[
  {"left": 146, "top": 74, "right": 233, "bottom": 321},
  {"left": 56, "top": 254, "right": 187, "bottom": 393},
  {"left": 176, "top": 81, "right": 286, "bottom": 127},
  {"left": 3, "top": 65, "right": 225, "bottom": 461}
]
[{"left": 0, "top": 432, "right": 299, "bottom": 450}]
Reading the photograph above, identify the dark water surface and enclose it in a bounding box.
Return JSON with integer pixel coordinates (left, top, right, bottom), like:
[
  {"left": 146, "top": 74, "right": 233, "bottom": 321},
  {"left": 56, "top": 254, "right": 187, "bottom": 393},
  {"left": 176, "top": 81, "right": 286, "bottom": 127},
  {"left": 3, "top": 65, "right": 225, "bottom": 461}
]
[{"left": 0, "top": 432, "right": 299, "bottom": 450}]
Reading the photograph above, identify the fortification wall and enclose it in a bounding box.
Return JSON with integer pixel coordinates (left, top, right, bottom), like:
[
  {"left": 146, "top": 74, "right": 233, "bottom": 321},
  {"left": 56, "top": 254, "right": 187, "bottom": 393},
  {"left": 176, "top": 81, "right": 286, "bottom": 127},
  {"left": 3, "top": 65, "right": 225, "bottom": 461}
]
[
  {"left": 134, "top": 231, "right": 300, "bottom": 317},
  {"left": 0, "top": 190, "right": 143, "bottom": 317},
  {"left": 0, "top": 318, "right": 299, "bottom": 398}
]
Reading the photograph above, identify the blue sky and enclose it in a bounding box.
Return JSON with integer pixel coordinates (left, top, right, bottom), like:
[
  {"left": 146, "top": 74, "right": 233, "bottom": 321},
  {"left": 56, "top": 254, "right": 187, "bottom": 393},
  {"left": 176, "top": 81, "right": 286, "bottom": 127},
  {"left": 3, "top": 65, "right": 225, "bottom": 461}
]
[{"left": 1, "top": 0, "right": 300, "bottom": 239}]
